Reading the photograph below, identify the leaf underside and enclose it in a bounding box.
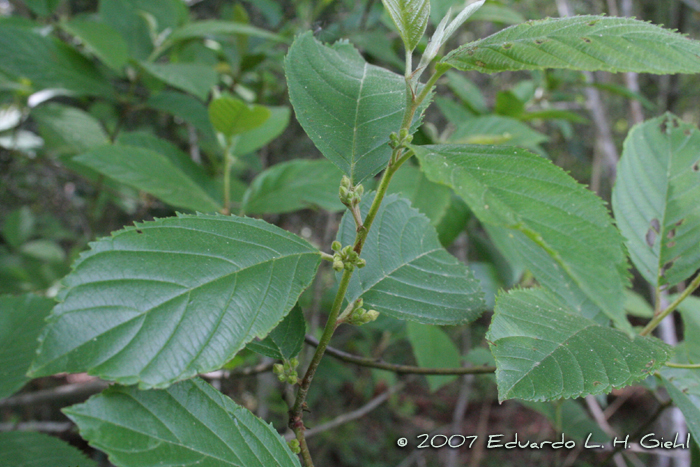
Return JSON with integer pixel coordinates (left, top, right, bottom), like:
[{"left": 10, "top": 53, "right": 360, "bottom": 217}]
[
  {"left": 65, "top": 378, "right": 301, "bottom": 467},
  {"left": 382, "top": 0, "right": 430, "bottom": 52},
  {"left": 412, "top": 144, "right": 631, "bottom": 330},
  {"left": 285, "top": 31, "right": 421, "bottom": 184},
  {"left": 612, "top": 113, "right": 700, "bottom": 289},
  {"left": 29, "top": 213, "right": 320, "bottom": 389},
  {"left": 488, "top": 289, "right": 671, "bottom": 402},
  {"left": 444, "top": 16, "right": 700, "bottom": 74},
  {"left": 337, "top": 193, "right": 486, "bottom": 325},
  {"left": 246, "top": 303, "right": 306, "bottom": 360}
]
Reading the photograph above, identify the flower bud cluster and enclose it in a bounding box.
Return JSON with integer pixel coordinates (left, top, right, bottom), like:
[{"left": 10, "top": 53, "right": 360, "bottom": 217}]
[
  {"left": 287, "top": 439, "right": 301, "bottom": 454},
  {"left": 339, "top": 175, "right": 364, "bottom": 207},
  {"left": 389, "top": 128, "right": 413, "bottom": 149},
  {"left": 331, "top": 241, "right": 366, "bottom": 272},
  {"left": 273, "top": 357, "right": 299, "bottom": 385},
  {"left": 344, "top": 298, "right": 379, "bottom": 325}
]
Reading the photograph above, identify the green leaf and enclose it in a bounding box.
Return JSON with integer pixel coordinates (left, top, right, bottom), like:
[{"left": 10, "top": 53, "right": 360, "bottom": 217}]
[
  {"left": 519, "top": 400, "right": 610, "bottom": 443},
  {"left": 446, "top": 71, "right": 487, "bottom": 114},
  {"left": 0, "top": 294, "right": 54, "bottom": 399},
  {"left": 467, "top": 3, "right": 526, "bottom": 25},
  {"left": 62, "top": 19, "right": 130, "bottom": 72},
  {"left": 413, "top": 143, "right": 631, "bottom": 330},
  {"left": 168, "top": 19, "right": 286, "bottom": 43},
  {"left": 0, "top": 431, "right": 97, "bottom": 467},
  {"left": 443, "top": 16, "right": 700, "bottom": 74},
  {"left": 235, "top": 106, "right": 291, "bottom": 156},
  {"left": 612, "top": 113, "right": 700, "bottom": 289},
  {"left": 488, "top": 289, "right": 671, "bottom": 402},
  {"left": 73, "top": 144, "right": 223, "bottom": 212},
  {"left": 286, "top": 31, "right": 420, "bottom": 184},
  {"left": 64, "top": 378, "right": 301, "bottom": 467},
  {"left": 247, "top": 303, "right": 306, "bottom": 360},
  {"left": 382, "top": 0, "right": 430, "bottom": 53},
  {"left": 448, "top": 115, "right": 548, "bottom": 151},
  {"left": 661, "top": 375, "right": 700, "bottom": 450},
  {"left": 147, "top": 91, "right": 216, "bottom": 137},
  {"left": 0, "top": 27, "right": 110, "bottom": 96},
  {"left": 21, "top": 0, "right": 61, "bottom": 17},
  {"left": 406, "top": 321, "right": 461, "bottom": 392},
  {"left": 242, "top": 159, "right": 345, "bottom": 214},
  {"left": 208, "top": 95, "right": 271, "bottom": 137},
  {"left": 99, "top": 0, "right": 188, "bottom": 60},
  {"left": 677, "top": 296, "right": 700, "bottom": 361},
  {"left": 32, "top": 103, "right": 110, "bottom": 155},
  {"left": 29, "top": 213, "right": 320, "bottom": 389},
  {"left": 624, "top": 289, "right": 654, "bottom": 318},
  {"left": 386, "top": 164, "right": 453, "bottom": 226},
  {"left": 140, "top": 62, "right": 218, "bottom": 101},
  {"left": 337, "top": 193, "right": 486, "bottom": 325},
  {"left": 435, "top": 195, "right": 470, "bottom": 247},
  {"left": 20, "top": 240, "right": 66, "bottom": 263},
  {"left": 2, "top": 206, "right": 35, "bottom": 249}
]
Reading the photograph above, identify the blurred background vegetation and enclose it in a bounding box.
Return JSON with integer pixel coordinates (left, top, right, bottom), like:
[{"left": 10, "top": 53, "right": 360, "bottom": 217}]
[{"left": 1, "top": 0, "right": 699, "bottom": 465}]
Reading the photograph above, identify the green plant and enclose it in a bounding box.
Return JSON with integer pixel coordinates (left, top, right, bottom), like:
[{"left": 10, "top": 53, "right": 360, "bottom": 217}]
[{"left": 3, "top": 0, "right": 700, "bottom": 466}]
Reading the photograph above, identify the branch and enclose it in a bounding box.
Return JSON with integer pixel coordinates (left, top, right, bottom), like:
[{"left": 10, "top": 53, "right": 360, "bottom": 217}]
[
  {"left": 640, "top": 272, "right": 700, "bottom": 336},
  {"left": 0, "top": 381, "right": 108, "bottom": 409},
  {"left": 305, "top": 335, "right": 496, "bottom": 375},
  {"left": 285, "top": 383, "right": 404, "bottom": 441},
  {"left": 0, "top": 421, "right": 74, "bottom": 433}
]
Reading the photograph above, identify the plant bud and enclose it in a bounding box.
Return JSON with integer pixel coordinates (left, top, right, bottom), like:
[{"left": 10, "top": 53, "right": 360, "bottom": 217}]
[
  {"left": 273, "top": 363, "right": 284, "bottom": 375},
  {"left": 290, "top": 357, "right": 299, "bottom": 368},
  {"left": 287, "top": 374, "right": 298, "bottom": 385},
  {"left": 356, "top": 258, "right": 366, "bottom": 268},
  {"left": 365, "top": 309, "right": 379, "bottom": 322},
  {"left": 355, "top": 184, "right": 364, "bottom": 197},
  {"left": 399, "top": 128, "right": 409, "bottom": 140},
  {"left": 288, "top": 439, "right": 301, "bottom": 454},
  {"left": 340, "top": 175, "right": 351, "bottom": 189},
  {"left": 331, "top": 241, "right": 342, "bottom": 252},
  {"left": 333, "top": 260, "right": 344, "bottom": 272}
]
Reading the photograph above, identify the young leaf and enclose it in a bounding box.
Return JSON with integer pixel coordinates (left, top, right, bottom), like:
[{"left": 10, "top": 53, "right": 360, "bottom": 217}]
[
  {"left": 337, "top": 193, "right": 486, "bottom": 325},
  {"left": 0, "top": 294, "right": 54, "bottom": 399},
  {"left": 612, "top": 113, "right": 700, "bottom": 289},
  {"left": 64, "top": 378, "right": 301, "bottom": 467},
  {"left": 386, "top": 164, "right": 453, "bottom": 226},
  {"left": 406, "top": 322, "right": 461, "bottom": 391},
  {"left": 73, "top": 144, "right": 223, "bottom": 213},
  {"left": 140, "top": 62, "right": 218, "bottom": 101},
  {"left": 286, "top": 32, "right": 421, "bottom": 184},
  {"left": 241, "top": 159, "right": 345, "bottom": 215},
  {"left": 247, "top": 303, "right": 306, "bottom": 360},
  {"left": 62, "top": 19, "right": 130, "bottom": 72},
  {"left": 413, "top": 144, "right": 631, "bottom": 331},
  {"left": 0, "top": 27, "right": 111, "bottom": 96},
  {"left": 208, "top": 95, "right": 272, "bottom": 137},
  {"left": 21, "top": 0, "right": 61, "bottom": 17},
  {"left": 443, "top": 16, "right": 700, "bottom": 74},
  {"left": 29, "top": 213, "right": 320, "bottom": 389},
  {"left": 488, "top": 289, "right": 671, "bottom": 402},
  {"left": 381, "top": 0, "right": 430, "bottom": 53},
  {"left": 0, "top": 431, "right": 97, "bottom": 467}
]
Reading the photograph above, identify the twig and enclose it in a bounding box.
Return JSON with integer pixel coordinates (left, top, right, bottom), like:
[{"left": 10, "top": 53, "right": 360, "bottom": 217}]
[
  {"left": 599, "top": 400, "right": 673, "bottom": 465},
  {"left": 202, "top": 361, "right": 274, "bottom": 378},
  {"left": 0, "top": 421, "right": 74, "bottom": 433},
  {"left": 585, "top": 395, "right": 627, "bottom": 467},
  {"left": 305, "top": 335, "right": 496, "bottom": 375},
  {"left": 284, "top": 383, "right": 404, "bottom": 441},
  {"left": 0, "top": 381, "right": 109, "bottom": 409},
  {"left": 640, "top": 273, "right": 700, "bottom": 336}
]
